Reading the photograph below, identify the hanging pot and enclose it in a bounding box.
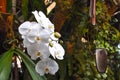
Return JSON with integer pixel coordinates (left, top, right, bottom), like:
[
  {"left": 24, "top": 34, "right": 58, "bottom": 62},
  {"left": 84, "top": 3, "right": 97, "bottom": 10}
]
[{"left": 95, "top": 48, "right": 107, "bottom": 73}]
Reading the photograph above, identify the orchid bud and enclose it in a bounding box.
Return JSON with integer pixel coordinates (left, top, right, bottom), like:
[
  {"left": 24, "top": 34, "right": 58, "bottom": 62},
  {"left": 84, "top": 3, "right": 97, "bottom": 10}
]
[
  {"left": 49, "top": 41, "right": 53, "bottom": 47},
  {"left": 54, "top": 32, "right": 61, "bottom": 38}
]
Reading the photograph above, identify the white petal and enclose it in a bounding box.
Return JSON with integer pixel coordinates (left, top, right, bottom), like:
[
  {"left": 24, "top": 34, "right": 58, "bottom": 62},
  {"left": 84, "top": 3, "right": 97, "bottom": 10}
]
[
  {"left": 47, "top": 58, "right": 59, "bottom": 75},
  {"left": 32, "top": 10, "right": 42, "bottom": 23},
  {"left": 38, "top": 29, "right": 50, "bottom": 43},
  {"left": 27, "top": 43, "right": 39, "bottom": 60},
  {"left": 49, "top": 41, "right": 65, "bottom": 60},
  {"left": 23, "top": 37, "right": 30, "bottom": 47},
  {"left": 39, "top": 43, "right": 50, "bottom": 59},
  {"left": 38, "top": 11, "right": 46, "bottom": 19},
  {"left": 27, "top": 35, "right": 36, "bottom": 43},
  {"left": 29, "top": 22, "right": 42, "bottom": 35},
  {"left": 56, "top": 43, "right": 65, "bottom": 56},
  {"left": 56, "top": 56, "right": 63, "bottom": 60},
  {"left": 49, "top": 46, "right": 56, "bottom": 59},
  {"left": 35, "top": 60, "right": 46, "bottom": 76},
  {"left": 41, "top": 18, "right": 55, "bottom": 33},
  {"left": 18, "top": 21, "right": 31, "bottom": 35}
]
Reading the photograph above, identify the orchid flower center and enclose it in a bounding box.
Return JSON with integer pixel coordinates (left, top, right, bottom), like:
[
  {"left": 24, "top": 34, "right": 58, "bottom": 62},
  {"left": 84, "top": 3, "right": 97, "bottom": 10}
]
[
  {"left": 27, "top": 29, "right": 31, "bottom": 34},
  {"left": 48, "top": 26, "right": 54, "bottom": 29},
  {"left": 44, "top": 67, "right": 49, "bottom": 73},
  {"left": 36, "top": 52, "right": 41, "bottom": 57},
  {"left": 35, "top": 36, "right": 41, "bottom": 41},
  {"left": 55, "top": 51, "right": 60, "bottom": 56}
]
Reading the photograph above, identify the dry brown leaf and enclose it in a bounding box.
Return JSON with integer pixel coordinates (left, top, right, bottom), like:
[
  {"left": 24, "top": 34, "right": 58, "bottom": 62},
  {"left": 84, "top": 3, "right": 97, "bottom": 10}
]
[{"left": 47, "top": 1, "right": 56, "bottom": 15}]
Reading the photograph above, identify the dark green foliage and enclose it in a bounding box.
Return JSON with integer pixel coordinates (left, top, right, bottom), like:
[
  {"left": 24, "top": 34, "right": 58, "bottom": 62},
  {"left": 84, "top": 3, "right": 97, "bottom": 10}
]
[{"left": 22, "top": 0, "right": 29, "bottom": 20}]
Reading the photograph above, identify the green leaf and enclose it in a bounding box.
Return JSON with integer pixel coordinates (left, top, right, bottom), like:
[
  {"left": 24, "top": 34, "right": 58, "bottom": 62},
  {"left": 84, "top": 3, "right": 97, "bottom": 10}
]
[
  {"left": 14, "top": 49, "right": 47, "bottom": 80},
  {"left": 0, "top": 48, "right": 14, "bottom": 80},
  {"left": 22, "top": 0, "right": 29, "bottom": 20},
  {"left": 58, "top": 60, "right": 67, "bottom": 80}
]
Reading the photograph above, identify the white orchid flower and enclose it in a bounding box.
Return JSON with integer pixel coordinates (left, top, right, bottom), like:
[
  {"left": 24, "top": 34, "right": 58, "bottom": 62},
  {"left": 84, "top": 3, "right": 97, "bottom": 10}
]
[
  {"left": 32, "top": 10, "right": 55, "bottom": 33},
  {"left": 27, "top": 42, "right": 50, "bottom": 60},
  {"left": 27, "top": 27, "right": 50, "bottom": 43},
  {"left": 49, "top": 41, "right": 65, "bottom": 60},
  {"left": 35, "top": 58, "right": 59, "bottom": 76}
]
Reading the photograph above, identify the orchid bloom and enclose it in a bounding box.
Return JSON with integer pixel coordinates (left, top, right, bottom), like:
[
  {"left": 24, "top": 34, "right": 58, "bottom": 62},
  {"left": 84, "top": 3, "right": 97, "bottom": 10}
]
[
  {"left": 49, "top": 41, "right": 65, "bottom": 60},
  {"left": 35, "top": 58, "right": 59, "bottom": 75},
  {"left": 19, "top": 21, "right": 50, "bottom": 43},
  {"left": 27, "top": 26, "right": 50, "bottom": 43},
  {"left": 27, "top": 43, "right": 50, "bottom": 60}
]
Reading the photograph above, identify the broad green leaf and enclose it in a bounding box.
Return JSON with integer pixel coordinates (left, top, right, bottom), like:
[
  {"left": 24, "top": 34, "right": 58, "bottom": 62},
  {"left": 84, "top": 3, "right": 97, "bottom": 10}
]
[
  {"left": 0, "top": 48, "right": 14, "bottom": 80},
  {"left": 14, "top": 49, "right": 47, "bottom": 80}
]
